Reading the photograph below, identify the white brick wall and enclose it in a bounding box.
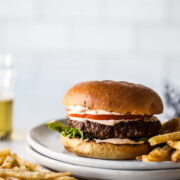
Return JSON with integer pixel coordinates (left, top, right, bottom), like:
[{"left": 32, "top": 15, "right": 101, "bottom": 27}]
[
  {"left": 70, "top": 25, "right": 132, "bottom": 52},
  {"left": 139, "top": 26, "right": 180, "bottom": 54},
  {"left": 107, "top": 0, "right": 165, "bottom": 21},
  {"left": 104, "top": 58, "right": 163, "bottom": 89},
  {"left": 43, "top": 0, "right": 98, "bottom": 17},
  {"left": 0, "top": 0, "right": 179, "bottom": 55},
  {"left": 171, "top": 0, "right": 180, "bottom": 21},
  {"left": 7, "top": 23, "right": 69, "bottom": 52},
  {"left": 0, "top": 0, "right": 33, "bottom": 18}
]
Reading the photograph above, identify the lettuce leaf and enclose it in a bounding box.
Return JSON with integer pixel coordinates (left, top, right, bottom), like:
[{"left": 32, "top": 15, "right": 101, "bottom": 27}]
[
  {"left": 134, "top": 137, "right": 149, "bottom": 143},
  {"left": 45, "top": 121, "right": 92, "bottom": 140}
]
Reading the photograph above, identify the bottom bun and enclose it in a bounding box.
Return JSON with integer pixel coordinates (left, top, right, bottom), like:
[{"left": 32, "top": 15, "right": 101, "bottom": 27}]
[{"left": 61, "top": 136, "right": 149, "bottom": 160}]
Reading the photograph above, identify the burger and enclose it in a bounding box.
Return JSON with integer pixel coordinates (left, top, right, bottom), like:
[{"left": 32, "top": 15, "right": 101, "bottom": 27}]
[{"left": 46, "top": 80, "right": 163, "bottom": 160}]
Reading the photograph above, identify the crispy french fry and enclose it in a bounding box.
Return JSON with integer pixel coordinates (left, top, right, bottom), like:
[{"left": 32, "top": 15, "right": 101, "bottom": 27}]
[
  {"left": 12, "top": 166, "right": 20, "bottom": 170},
  {"left": 0, "top": 169, "right": 71, "bottom": 179},
  {"left": 147, "top": 145, "right": 172, "bottom": 162},
  {"left": 149, "top": 131, "right": 180, "bottom": 146},
  {"left": 137, "top": 145, "right": 172, "bottom": 162},
  {"left": 171, "top": 150, "right": 180, "bottom": 162},
  {"left": 160, "top": 118, "right": 180, "bottom": 134},
  {"left": 0, "top": 156, "right": 6, "bottom": 166},
  {"left": 15, "top": 154, "right": 52, "bottom": 173},
  {"left": 0, "top": 148, "right": 76, "bottom": 180},
  {"left": 136, "top": 155, "right": 142, "bottom": 161},
  {"left": 55, "top": 176, "right": 77, "bottom": 180},
  {"left": 6, "top": 178, "right": 20, "bottom": 180},
  {"left": 1, "top": 154, "right": 16, "bottom": 169},
  {"left": 167, "top": 140, "right": 180, "bottom": 150},
  {"left": 136, "top": 155, "right": 150, "bottom": 162},
  {"left": 15, "top": 154, "right": 46, "bottom": 172},
  {"left": 19, "top": 164, "right": 28, "bottom": 171},
  {"left": 0, "top": 149, "right": 10, "bottom": 157}
]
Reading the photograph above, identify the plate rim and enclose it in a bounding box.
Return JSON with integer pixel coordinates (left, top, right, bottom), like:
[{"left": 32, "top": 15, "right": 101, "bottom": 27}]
[{"left": 26, "top": 144, "right": 180, "bottom": 180}]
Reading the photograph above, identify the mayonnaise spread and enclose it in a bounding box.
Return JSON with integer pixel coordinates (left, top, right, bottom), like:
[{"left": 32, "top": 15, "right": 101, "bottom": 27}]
[{"left": 95, "top": 138, "right": 144, "bottom": 144}]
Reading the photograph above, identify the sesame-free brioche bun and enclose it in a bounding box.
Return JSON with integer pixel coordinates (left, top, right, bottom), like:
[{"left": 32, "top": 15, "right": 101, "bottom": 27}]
[
  {"left": 63, "top": 80, "right": 163, "bottom": 115},
  {"left": 61, "top": 136, "right": 149, "bottom": 160}
]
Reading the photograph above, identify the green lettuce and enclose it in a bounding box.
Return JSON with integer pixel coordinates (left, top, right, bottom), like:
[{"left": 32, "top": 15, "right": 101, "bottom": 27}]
[
  {"left": 45, "top": 121, "right": 92, "bottom": 140},
  {"left": 134, "top": 137, "right": 149, "bottom": 143}
]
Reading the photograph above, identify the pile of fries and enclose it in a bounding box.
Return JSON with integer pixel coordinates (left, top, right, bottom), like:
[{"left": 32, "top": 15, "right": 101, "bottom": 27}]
[
  {"left": 137, "top": 118, "right": 180, "bottom": 162},
  {"left": 0, "top": 148, "right": 76, "bottom": 179}
]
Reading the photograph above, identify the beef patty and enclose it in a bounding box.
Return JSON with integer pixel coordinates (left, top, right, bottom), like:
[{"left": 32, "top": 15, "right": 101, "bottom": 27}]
[{"left": 67, "top": 118, "right": 161, "bottom": 139}]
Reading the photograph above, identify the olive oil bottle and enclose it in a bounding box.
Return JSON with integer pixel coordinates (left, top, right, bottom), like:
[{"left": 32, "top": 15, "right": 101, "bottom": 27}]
[{"left": 0, "top": 98, "right": 13, "bottom": 139}]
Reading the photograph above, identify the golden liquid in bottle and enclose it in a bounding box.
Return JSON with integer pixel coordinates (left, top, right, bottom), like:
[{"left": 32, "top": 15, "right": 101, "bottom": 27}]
[{"left": 0, "top": 98, "right": 13, "bottom": 139}]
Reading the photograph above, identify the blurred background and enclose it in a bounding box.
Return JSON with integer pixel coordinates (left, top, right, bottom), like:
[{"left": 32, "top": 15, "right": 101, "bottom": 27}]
[{"left": 0, "top": 0, "right": 180, "bottom": 132}]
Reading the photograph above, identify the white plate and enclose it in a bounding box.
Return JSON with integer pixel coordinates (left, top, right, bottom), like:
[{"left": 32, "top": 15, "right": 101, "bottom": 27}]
[
  {"left": 27, "top": 119, "right": 180, "bottom": 170},
  {"left": 27, "top": 144, "right": 180, "bottom": 180}
]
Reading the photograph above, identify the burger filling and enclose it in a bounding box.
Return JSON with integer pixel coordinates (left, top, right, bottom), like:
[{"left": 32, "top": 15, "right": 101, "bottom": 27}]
[
  {"left": 46, "top": 106, "right": 161, "bottom": 145},
  {"left": 66, "top": 106, "right": 161, "bottom": 143}
]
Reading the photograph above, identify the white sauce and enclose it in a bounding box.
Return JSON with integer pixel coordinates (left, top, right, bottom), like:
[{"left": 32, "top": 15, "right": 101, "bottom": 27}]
[
  {"left": 69, "top": 116, "right": 122, "bottom": 125},
  {"left": 95, "top": 138, "right": 144, "bottom": 145},
  {"left": 67, "top": 105, "right": 121, "bottom": 115},
  {"left": 69, "top": 116, "right": 157, "bottom": 126}
]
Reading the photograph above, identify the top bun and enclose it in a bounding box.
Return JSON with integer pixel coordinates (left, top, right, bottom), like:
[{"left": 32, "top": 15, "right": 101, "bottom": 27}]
[{"left": 63, "top": 80, "right": 163, "bottom": 115}]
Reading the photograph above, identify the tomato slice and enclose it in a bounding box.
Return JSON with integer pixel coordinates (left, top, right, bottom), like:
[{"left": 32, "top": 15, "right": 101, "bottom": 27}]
[{"left": 68, "top": 113, "right": 152, "bottom": 120}]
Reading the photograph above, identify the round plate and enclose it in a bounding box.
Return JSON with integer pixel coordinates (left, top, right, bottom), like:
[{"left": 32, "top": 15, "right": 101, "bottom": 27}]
[
  {"left": 27, "top": 144, "right": 180, "bottom": 180},
  {"left": 27, "top": 118, "right": 180, "bottom": 170}
]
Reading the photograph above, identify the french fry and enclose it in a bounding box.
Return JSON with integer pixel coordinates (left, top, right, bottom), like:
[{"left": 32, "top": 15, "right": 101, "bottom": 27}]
[
  {"left": 137, "top": 118, "right": 180, "bottom": 162},
  {"left": 147, "top": 145, "right": 172, "bottom": 161},
  {"left": 167, "top": 140, "right": 180, "bottom": 150},
  {"left": 171, "top": 150, "right": 180, "bottom": 162},
  {"left": 19, "top": 164, "right": 28, "bottom": 171},
  {"left": 0, "top": 148, "right": 76, "bottom": 180},
  {"left": 136, "top": 155, "right": 150, "bottom": 162},
  {"left": 0, "top": 149, "right": 10, "bottom": 157},
  {"left": 1, "top": 154, "right": 16, "bottom": 169},
  {"left": 160, "top": 118, "right": 180, "bottom": 134},
  {"left": 12, "top": 166, "right": 20, "bottom": 170},
  {"left": 149, "top": 131, "right": 180, "bottom": 146},
  {"left": 137, "top": 145, "right": 172, "bottom": 162},
  {"left": 55, "top": 176, "right": 77, "bottom": 180},
  {"left": 136, "top": 155, "right": 142, "bottom": 161},
  {"left": 0, "top": 169, "right": 71, "bottom": 179},
  {"left": 0, "top": 156, "right": 6, "bottom": 166},
  {"left": 15, "top": 154, "right": 47, "bottom": 172}
]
